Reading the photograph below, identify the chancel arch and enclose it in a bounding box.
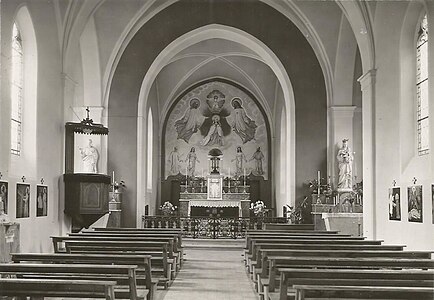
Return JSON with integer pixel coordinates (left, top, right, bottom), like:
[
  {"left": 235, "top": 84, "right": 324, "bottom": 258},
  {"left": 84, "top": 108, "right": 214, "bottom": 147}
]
[{"left": 108, "top": 0, "right": 326, "bottom": 226}]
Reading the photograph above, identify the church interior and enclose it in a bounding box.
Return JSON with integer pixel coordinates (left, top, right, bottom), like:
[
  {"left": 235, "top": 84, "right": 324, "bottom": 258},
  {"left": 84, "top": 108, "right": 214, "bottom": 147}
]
[{"left": 0, "top": 0, "right": 434, "bottom": 299}]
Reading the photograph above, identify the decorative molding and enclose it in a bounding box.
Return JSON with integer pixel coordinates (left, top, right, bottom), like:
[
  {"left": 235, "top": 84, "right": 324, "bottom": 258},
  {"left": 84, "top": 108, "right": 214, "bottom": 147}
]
[{"left": 358, "top": 68, "right": 377, "bottom": 90}]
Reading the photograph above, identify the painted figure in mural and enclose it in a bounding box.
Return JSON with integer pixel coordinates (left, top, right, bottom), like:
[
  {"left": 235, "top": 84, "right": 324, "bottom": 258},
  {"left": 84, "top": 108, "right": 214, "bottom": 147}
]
[
  {"left": 231, "top": 97, "right": 257, "bottom": 144},
  {"left": 185, "top": 147, "right": 200, "bottom": 177},
  {"left": 201, "top": 115, "right": 224, "bottom": 146},
  {"left": 79, "top": 139, "right": 99, "bottom": 173},
  {"left": 250, "top": 147, "right": 265, "bottom": 176},
  {"left": 208, "top": 95, "right": 225, "bottom": 113},
  {"left": 174, "top": 98, "right": 203, "bottom": 143},
  {"left": 232, "top": 146, "right": 247, "bottom": 177},
  {"left": 336, "top": 139, "right": 353, "bottom": 190},
  {"left": 168, "top": 146, "right": 181, "bottom": 175},
  {"left": 200, "top": 90, "right": 231, "bottom": 142}
]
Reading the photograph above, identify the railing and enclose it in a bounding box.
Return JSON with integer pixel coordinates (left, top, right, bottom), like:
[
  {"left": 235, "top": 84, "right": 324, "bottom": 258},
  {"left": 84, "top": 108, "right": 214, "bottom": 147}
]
[{"left": 141, "top": 216, "right": 289, "bottom": 239}]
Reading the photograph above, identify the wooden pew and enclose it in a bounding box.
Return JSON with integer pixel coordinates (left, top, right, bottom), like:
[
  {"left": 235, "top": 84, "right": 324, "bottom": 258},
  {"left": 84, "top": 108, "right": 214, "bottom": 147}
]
[
  {"left": 254, "top": 248, "right": 431, "bottom": 295},
  {"left": 62, "top": 240, "right": 173, "bottom": 285},
  {"left": 0, "top": 263, "right": 144, "bottom": 300},
  {"left": 247, "top": 229, "right": 340, "bottom": 234},
  {"left": 262, "top": 224, "right": 315, "bottom": 231},
  {"left": 263, "top": 256, "right": 434, "bottom": 294},
  {"left": 245, "top": 237, "right": 385, "bottom": 262},
  {"left": 292, "top": 284, "right": 434, "bottom": 300},
  {"left": 250, "top": 243, "right": 405, "bottom": 264},
  {"left": 52, "top": 235, "right": 176, "bottom": 258},
  {"left": 11, "top": 253, "right": 156, "bottom": 299},
  {"left": 53, "top": 234, "right": 180, "bottom": 271},
  {"left": 79, "top": 230, "right": 183, "bottom": 248},
  {"left": 0, "top": 278, "right": 117, "bottom": 299},
  {"left": 278, "top": 268, "right": 434, "bottom": 300},
  {"left": 74, "top": 231, "right": 184, "bottom": 268}
]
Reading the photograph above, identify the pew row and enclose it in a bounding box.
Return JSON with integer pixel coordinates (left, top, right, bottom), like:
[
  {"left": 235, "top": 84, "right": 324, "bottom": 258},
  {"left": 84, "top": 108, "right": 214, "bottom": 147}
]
[
  {"left": 11, "top": 253, "right": 157, "bottom": 299},
  {"left": 277, "top": 268, "right": 434, "bottom": 300},
  {"left": 0, "top": 278, "right": 117, "bottom": 299},
  {"left": 0, "top": 263, "right": 147, "bottom": 300},
  {"left": 60, "top": 240, "right": 174, "bottom": 285}
]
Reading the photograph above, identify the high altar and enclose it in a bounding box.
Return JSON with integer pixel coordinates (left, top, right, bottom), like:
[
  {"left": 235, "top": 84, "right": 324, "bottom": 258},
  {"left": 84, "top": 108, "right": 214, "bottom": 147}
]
[{"left": 178, "top": 150, "right": 251, "bottom": 217}]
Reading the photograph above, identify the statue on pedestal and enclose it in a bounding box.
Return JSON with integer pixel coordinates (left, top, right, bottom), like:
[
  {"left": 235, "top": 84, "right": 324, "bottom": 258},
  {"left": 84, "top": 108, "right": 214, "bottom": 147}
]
[
  {"left": 79, "top": 139, "right": 99, "bottom": 173},
  {"left": 337, "top": 139, "right": 353, "bottom": 191}
]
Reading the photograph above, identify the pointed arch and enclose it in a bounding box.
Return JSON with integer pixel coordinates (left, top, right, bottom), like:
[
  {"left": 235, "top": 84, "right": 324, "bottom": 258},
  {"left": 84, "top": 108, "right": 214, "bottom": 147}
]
[{"left": 9, "top": 5, "right": 38, "bottom": 179}]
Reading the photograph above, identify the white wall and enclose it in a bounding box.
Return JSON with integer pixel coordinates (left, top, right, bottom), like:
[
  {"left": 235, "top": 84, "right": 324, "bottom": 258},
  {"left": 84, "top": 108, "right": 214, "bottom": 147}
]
[
  {"left": 371, "top": 1, "right": 434, "bottom": 250},
  {"left": 1, "top": 1, "right": 64, "bottom": 252}
]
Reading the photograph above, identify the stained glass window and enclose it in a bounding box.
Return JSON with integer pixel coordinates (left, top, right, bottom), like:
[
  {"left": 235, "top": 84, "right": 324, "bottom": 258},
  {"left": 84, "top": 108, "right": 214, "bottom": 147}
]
[
  {"left": 11, "top": 23, "right": 23, "bottom": 156},
  {"left": 416, "top": 14, "right": 429, "bottom": 155},
  {"left": 147, "top": 110, "right": 153, "bottom": 190}
]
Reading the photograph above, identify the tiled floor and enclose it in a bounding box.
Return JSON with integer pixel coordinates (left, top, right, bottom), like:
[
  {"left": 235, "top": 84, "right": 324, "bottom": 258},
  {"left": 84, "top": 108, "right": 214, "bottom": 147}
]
[{"left": 157, "top": 239, "right": 258, "bottom": 300}]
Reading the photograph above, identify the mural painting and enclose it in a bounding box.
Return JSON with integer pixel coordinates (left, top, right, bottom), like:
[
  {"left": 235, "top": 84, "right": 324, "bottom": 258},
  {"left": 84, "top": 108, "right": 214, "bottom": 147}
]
[{"left": 165, "top": 81, "right": 268, "bottom": 179}]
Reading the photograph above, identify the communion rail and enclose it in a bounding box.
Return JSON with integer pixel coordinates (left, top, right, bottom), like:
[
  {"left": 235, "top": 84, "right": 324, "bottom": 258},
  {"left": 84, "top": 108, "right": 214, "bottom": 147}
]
[{"left": 141, "top": 216, "right": 289, "bottom": 239}]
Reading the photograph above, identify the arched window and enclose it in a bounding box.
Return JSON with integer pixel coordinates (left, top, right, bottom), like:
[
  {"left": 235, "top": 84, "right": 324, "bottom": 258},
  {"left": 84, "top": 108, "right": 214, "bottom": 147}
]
[
  {"left": 416, "top": 14, "right": 429, "bottom": 155},
  {"left": 11, "top": 23, "right": 24, "bottom": 156},
  {"left": 147, "top": 110, "right": 153, "bottom": 190}
]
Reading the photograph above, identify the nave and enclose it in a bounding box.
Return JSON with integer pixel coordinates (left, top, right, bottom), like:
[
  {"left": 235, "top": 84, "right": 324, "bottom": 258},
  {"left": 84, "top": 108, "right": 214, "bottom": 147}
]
[
  {"left": 157, "top": 239, "right": 257, "bottom": 300},
  {"left": 1, "top": 223, "right": 434, "bottom": 300}
]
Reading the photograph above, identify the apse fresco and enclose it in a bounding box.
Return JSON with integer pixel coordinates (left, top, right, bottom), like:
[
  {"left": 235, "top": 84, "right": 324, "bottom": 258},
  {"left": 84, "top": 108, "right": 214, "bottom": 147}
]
[{"left": 165, "top": 81, "right": 268, "bottom": 180}]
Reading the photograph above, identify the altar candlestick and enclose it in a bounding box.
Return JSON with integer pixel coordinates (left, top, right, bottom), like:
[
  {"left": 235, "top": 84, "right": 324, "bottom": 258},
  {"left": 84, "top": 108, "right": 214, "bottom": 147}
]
[
  {"left": 353, "top": 152, "right": 357, "bottom": 182},
  {"left": 185, "top": 165, "right": 188, "bottom": 192},
  {"left": 244, "top": 168, "right": 246, "bottom": 187},
  {"left": 317, "top": 170, "right": 321, "bottom": 195},
  {"left": 112, "top": 171, "right": 115, "bottom": 192},
  {"left": 228, "top": 167, "right": 231, "bottom": 192}
]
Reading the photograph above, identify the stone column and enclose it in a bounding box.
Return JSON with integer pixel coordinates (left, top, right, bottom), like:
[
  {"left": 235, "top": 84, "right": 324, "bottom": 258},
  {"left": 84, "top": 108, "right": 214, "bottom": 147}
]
[{"left": 358, "top": 69, "right": 377, "bottom": 239}]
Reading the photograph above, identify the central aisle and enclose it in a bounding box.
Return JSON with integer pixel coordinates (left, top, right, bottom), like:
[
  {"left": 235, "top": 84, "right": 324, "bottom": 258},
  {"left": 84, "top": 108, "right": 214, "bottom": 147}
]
[{"left": 158, "top": 239, "right": 258, "bottom": 300}]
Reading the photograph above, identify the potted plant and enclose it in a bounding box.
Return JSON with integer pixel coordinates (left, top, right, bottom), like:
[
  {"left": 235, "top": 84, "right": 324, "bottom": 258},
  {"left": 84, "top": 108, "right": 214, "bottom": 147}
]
[
  {"left": 250, "top": 200, "right": 267, "bottom": 217},
  {"left": 111, "top": 180, "right": 126, "bottom": 193},
  {"left": 160, "top": 201, "right": 177, "bottom": 216}
]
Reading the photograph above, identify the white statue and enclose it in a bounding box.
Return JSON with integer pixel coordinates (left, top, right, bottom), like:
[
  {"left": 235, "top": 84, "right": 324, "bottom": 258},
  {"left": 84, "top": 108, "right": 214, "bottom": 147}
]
[
  {"left": 79, "top": 139, "right": 99, "bottom": 173},
  {"left": 337, "top": 139, "right": 353, "bottom": 190}
]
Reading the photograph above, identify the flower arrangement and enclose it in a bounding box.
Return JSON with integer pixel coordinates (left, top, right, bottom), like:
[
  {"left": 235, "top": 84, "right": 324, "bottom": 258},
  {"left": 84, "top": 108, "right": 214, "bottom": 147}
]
[
  {"left": 160, "top": 201, "right": 177, "bottom": 216},
  {"left": 308, "top": 178, "right": 331, "bottom": 195},
  {"left": 111, "top": 180, "right": 126, "bottom": 192},
  {"left": 250, "top": 200, "right": 267, "bottom": 217}
]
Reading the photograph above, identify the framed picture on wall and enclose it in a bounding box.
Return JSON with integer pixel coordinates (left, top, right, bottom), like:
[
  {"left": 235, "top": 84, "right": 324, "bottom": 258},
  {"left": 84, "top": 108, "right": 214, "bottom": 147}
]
[
  {"left": 0, "top": 181, "right": 8, "bottom": 214},
  {"left": 388, "top": 187, "right": 401, "bottom": 221},
  {"left": 36, "top": 185, "right": 48, "bottom": 217},
  {"left": 16, "top": 183, "right": 30, "bottom": 218},
  {"left": 408, "top": 185, "right": 422, "bottom": 223}
]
